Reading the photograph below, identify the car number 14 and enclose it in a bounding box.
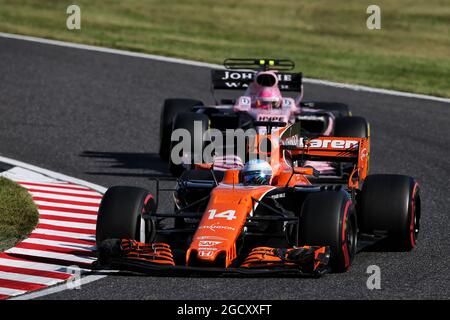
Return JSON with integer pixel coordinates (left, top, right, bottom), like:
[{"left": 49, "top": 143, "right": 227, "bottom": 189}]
[{"left": 208, "top": 209, "right": 237, "bottom": 221}]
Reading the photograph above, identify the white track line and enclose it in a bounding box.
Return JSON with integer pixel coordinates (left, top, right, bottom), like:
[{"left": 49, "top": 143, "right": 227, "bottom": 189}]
[
  {"left": 0, "top": 271, "right": 62, "bottom": 286},
  {"left": 32, "top": 228, "right": 96, "bottom": 241},
  {"left": 0, "top": 155, "right": 107, "bottom": 193},
  {"left": 38, "top": 219, "right": 96, "bottom": 230},
  {"left": 30, "top": 193, "right": 102, "bottom": 204},
  {"left": 6, "top": 248, "right": 95, "bottom": 265},
  {"left": 23, "top": 185, "right": 102, "bottom": 196},
  {"left": 34, "top": 200, "right": 99, "bottom": 211},
  {"left": 10, "top": 274, "right": 108, "bottom": 300},
  {"left": 18, "top": 182, "right": 91, "bottom": 191},
  {"left": 0, "top": 32, "right": 448, "bottom": 104},
  {"left": 38, "top": 209, "right": 97, "bottom": 221},
  {"left": 21, "top": 238, "right": 96, "bottom": 251},
  {"left": 0, "top": 287, "right": 27, "bottom": 296},
  {"left": 0, "top": 258, "right": 78, "bottom": 274}
]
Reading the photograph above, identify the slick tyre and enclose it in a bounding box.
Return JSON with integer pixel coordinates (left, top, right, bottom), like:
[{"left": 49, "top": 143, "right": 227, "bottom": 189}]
[
  {"left": 159, "top": 98, "right": 204, "bottom": 161},
  {"left": 333, "top": 116, "right": 369, "bottom": 138},
  {"left": 299, "top": 191, "right": 357, "bottom": 273},
  {"left": 96, "top": 186, "right": 155, "bottom": 247},
  {"left": 358, "top": 174, "right": 421, "bottom": 251}
]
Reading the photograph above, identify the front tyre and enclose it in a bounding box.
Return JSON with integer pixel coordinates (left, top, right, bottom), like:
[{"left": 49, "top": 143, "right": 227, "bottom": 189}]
[
  {"left": 96, "top": 186, "right": 155, "bottom": 247},
  {"left": 299, "top": 191, "right": 357, "bottom": 273}
]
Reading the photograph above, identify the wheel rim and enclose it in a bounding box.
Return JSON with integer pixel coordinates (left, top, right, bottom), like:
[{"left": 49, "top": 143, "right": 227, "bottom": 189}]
[
  {"left": 346, "top": 215, "right": 357, "bottom": 259},
  {"left": 410, "top": 191, "right": 420, "bottom": 246}
]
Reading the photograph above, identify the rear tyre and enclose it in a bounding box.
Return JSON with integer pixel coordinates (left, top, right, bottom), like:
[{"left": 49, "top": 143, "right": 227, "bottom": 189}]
[
  {"left": 299, "top": 191, "right": 357, "bottom": 273},
  {"left": 96, "top": 186, "right": 154, "bottom": 247},
  {"left": 169, "top": 112, "right": 209, "bottom": 177},
  {"left": 159, "top": 98, "right": 204, "bottom": 161},
  {"left": 334, "top": 116, "right": 369, "bottom": 138},
  {"left": 358, "top": 174, "right": 420, "bottom": 251}
]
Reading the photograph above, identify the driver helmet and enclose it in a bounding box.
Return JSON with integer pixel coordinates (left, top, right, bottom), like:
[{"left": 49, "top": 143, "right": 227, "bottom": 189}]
[
  {"left": 254, "top": 88, "right": 282, "bottom": 109},
  {"left": 241, "top": 159, "right": 273, "bottom": 185}
]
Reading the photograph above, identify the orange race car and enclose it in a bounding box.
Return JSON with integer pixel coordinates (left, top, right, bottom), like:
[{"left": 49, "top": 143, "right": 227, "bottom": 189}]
[{"left": 95, "top": 122, "right": 421, "bottom": 276}]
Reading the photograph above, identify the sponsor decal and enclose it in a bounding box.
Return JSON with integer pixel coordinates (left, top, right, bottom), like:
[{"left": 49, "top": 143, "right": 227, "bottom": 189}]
[
  {"left": 220, "top": 71, "right": 292, "bottom": 82},
  {"left": 199, "top": 240, "right": 222, "bottom": 246},
  {"left": 198, "top": 251, "right": 214, "bottom": 257},
  {"left": 296, "top": 115, "right": 326, "bottom": 121},
  {"left": 282, "top": 98, "right": 292, "bottom": 107},
  {"left": 198, "top": 223, "right": 236, "bottom": 232},
  {"left": 224, "top": 82, "right": 248, "bottom": 88},
  {"left": 283, "top": 136, "right": 359, "bottom": 149},
  {"left": 360, "top": 147, "right": 368, "bottom": 160},
  {"left": 239, "top": 97, "right": 251, "bottom": 106},
  {"left": 256, "top": 115, "right": 287, "bottom": 122},
  {"left": 221, "top": 71, "right": 254, "bottom": 80},
  {"left": 271, "top": 193, "right": 285, "bottom": 199},
  {"left": 198, "top": 247, "right": 218, "bottom": 251},
  {"left": 196, "top": 235, "right": 227, "bottom": 241},
  {"left": 282, "top": 134, "right": 300, "bottom": 147}
]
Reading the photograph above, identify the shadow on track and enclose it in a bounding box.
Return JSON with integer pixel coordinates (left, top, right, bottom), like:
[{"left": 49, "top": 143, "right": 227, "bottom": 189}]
[{"left": 79, "top": 151, "right": 171, "bottom": 178}]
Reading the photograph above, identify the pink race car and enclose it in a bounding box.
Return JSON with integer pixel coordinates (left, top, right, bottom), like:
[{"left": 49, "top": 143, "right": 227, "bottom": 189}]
[{"left": 159, "top": 59, "right": 368, "bottom": 177}]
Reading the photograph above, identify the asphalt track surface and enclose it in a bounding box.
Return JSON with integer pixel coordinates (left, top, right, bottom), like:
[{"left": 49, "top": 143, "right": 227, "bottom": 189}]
[{"left": 0, "top": 37, "right": 449, "bottom": 300}]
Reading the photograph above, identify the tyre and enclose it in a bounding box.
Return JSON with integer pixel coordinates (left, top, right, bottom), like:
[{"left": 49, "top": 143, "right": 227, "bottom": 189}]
[
  {"left": 169, "top": 112, "right": 209, "bottom": 177},
  {"left": 96, "top": 186, "right": 155, "bottom": 247},
  {"left": 304, "top": 102, "right": 351, "bottom": 117},
  {"left": 159, "top": 98, "right": 204, "bottom": 161},
  {"left": 358, "top": 174, "right": 420, "bottom": 251},
  {"left": 299, "top": 191, "right": 357, "bottom": 273},
  {"left": 333, "top": 116, "right": 369, "bottom": 138}
]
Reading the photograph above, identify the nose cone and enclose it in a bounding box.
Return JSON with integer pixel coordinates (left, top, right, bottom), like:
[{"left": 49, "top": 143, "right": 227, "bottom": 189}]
[{"left": 186, "top": 185, "right": 274, "bottom": 267}]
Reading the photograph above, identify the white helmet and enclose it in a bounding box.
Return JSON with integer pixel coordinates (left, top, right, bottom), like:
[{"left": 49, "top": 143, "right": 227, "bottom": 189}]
[{"left": 241, "top": 159, "right": 272, "bottom": 185}]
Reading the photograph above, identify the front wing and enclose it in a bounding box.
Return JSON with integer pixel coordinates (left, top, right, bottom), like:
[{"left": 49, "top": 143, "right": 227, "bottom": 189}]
[{"left": 94, "top": 239, "right": 330, "bottom": 277}]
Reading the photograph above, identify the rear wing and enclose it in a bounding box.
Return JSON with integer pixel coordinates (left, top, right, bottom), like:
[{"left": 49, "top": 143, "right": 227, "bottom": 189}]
[
  {"left": 211, "top": 58, "right": 301, "bottom": 92},
  {"left": 281, "top": 136, "right": 370, "bottom": 188},
  {"left": 211, "top": 70, "right": 302, "bottom": 92}
]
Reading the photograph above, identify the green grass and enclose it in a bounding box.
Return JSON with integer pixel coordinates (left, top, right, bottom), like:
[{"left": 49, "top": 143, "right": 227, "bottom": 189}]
[
  {"left": 0, "top": 0, "right": 449, "bottom": 97},
  {"left": 0, "top": 177, "right": 39, "bottom": 251}
]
